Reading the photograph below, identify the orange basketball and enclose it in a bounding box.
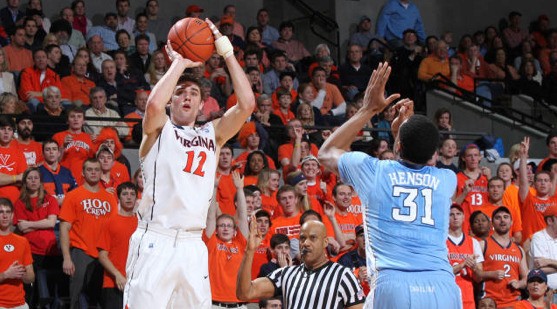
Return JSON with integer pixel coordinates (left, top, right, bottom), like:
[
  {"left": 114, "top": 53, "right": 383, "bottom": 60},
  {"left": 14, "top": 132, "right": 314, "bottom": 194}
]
[{"left": 167, "top": 18, "right": 215, "bottom": 62}]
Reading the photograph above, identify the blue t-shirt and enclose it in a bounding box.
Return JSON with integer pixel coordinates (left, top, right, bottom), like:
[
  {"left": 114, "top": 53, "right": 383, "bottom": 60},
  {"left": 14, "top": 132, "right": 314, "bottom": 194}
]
[{"left": 338, "top": 152, "right": 456, "bottom": 276}]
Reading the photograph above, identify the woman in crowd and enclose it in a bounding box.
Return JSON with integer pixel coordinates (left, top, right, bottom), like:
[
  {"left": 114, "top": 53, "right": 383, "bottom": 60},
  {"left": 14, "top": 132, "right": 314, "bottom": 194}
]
[
  {"left": 13, "top": 167, "right": 60, "bottom": 307},
  {"left": 256, "top": 167, "right": 281, "bottom": 217},
  {"left": 244, "top": 26, "right": 270, "bottom": 68},
  {"left": 71, "top": 0, "right": 92, "bottom": 37},
  {"left": 144, "top": 49, "right": 167, "bottom": 87},
  {"left": 496, "top": 162, "right": 514, "bottom": 188},
  {"left": 243, "top": 150, "right": 269, "bottom": 186},
  {"left": 113, "top": 29, "right": 135, "bottom": 56},
  {"left": 0, "top": 92, "right": 25, "bottom": 114},
  {"left": 0, "top": 47, "right": 16, "bottom": 95},
  {"left": 134, "top": 13, "right": 157, "bottom": 53},
  {"left": 75, "top": 47, "right": 100, "bottom": 82},
  {"left": 26, "top": 0, "right": 50, "bottom": 32},
  {"left": 470, "top": 210, "right": 491, "bottom": 240},
  {"left": 517, "top": 59, "right": 543, "bottom": 101},
  {"left": 514, "top": 270, "right": 557, "bottom": 309}
]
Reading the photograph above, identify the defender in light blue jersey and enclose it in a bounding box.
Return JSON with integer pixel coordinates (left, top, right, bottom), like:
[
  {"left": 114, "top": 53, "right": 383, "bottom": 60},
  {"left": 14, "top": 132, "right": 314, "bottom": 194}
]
[{"left": 319, "top": 63, "right": 461, "bottom": 308}]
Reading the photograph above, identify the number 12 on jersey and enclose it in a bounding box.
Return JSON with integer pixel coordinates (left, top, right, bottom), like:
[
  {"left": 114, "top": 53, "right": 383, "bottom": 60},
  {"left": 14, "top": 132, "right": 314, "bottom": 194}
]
[
  {"left": 391, "top": 186, "right": 435, "bottom": 226},
  {"left": 183, "top": 150, "right": 207, "bottom": 176}
]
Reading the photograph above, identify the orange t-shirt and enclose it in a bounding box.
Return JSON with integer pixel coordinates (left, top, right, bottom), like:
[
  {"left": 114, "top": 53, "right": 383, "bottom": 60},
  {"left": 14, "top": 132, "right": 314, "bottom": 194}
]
[
  {"left": 216, "top": 173, "right": 237, "bottom": 216},
  {"left": 14, "top": 140, "right": 43, "bottom": 166},
  {"left": 261, "top": 192, "right": 280, "bottom": 218},
  {"left": 59, "top": 186, "right": 117, "bottom": 258},
  {"left": 502, "top": 183, "right": 528, "bottom": 234},
  {"left": 271, "top": 89, "right": 297, "bottom": 110},
  {"left": 277, "top": 142, "right": 319, "bottom": 165},
  {"left": 456, "top": 172, "right": 488, "bottom": 233},
  {"left": 252, "top": 233, "right": 271, "bottom": 280},
  {"left": 97, "top": 213, "right": 138, "bottom": 288},
  {"left": 204, "top": 233, "right": 247, "bottom": 302},
  {"left": 111, "top": 161, "right": 130, "bottom": 185},
  {"left": 273, "top": 109, "right": 296, "bottom": 125},
  {"left": 0, "top": 233, "right": 33, "bottom": 308},
  {"left": 483, "top": 236, "right": 523, "bottom": 308},
  {"left": 323, "top": 210, "right": 363, "bottom": 253},
  {"left": 521, "top": 193, "right": 557, "bottom": 242},
  {"left": 0, "top": 145, "right": 28, "bottom": 203},
  {"left": 310, "top": 83, "right": 345, "bottom": 115},
  {"left": 52, "top": 131, "right": 94, "bottom": 184},
  {"left": 272, "top": 213, "right": 302, "bottom": 239},
  {"left": 514, "top": 300, "right": 557, "bottom": 309},
  {"left": 446, "top": 235, "right": 475, "bottom": 309},
  {"left": 244, "top": 175, "right": 258, "bottom": 187},
  {"left": 307, "top": 181, "right": 326, "bottom": 205}
]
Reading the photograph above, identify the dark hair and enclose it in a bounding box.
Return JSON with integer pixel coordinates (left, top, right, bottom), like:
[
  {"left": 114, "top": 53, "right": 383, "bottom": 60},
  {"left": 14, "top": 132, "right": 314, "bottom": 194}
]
[
  {"left": 332, "top": 183, "right": 350, "bottom": 197},
  {"left": 134, "top": 33, "right": 150, "bottom": 45},
  {"left": 135, "top": 12, "right": 148, "bottom": 21},
  {"left": 311, "top": 66, "right": 326, "bottom": 76},
  {"left": 279, "top": 71, "right": 296, "bottom": 81},
  {"left": 399, "top": 115, "right": 439, "bottom": 164},
  {"left": 270, "top": 50, "right": 287, "bottom": 63},
  {"left": 245, "top": 66, "right": 260, "bottom": 75},
  {"left": 244, "top": 150, "right": 268, "bottom": 176},
  {"left": 71, "top": 0, "right": 84, "bottom": 10},
  {"left": 259, "top": 297, "right": 281, "bottom": 308},
  {"left": 245, "top": 26, "right": 262, "bottom": 43},
  {"left": 279, "top": 21, "right": 294, "bottom": 32},
  {"left": 254, "top": 209, "right": 271, "bottom": 227},
  {"left": 0, "top": 115, "right": 15, "bottom": 129},
  {"left": 32, "top": 48, "right": 46, "bottom": 58},
  {"left": 469, "top": 210, "right": 490, "bottom": 227},
  {"left": 433, "top": 107, "right": 451, "bottom": 126},
  {"left": 50, "top": 19, "right": 72, "bottom": 36},
  {"left": 488, "top": 176, "right": 504, "bottom": 187},
  {"left": 42, "top": 139, "right": 59, "bottom": 152},
  {"left": 44, "top": 44, "right": 61, "bottom": 55},
  {"left": 300, "top": 209, "right": 322, "bottom": 225},
  {"left": 0, "top": 197, "right": 13, "bottom": 211},
  {"left": 66, "top": 105, "right": 85, "bottom": 119},
  {"left": 117, "top": 181, "right": 138, "bottom": 197},
  {"left": 270, "top": 233, "right": 289, "bottom": 249},
  {"left": 82, "top": 157, "right": 100, "bottom": 172},
  {"left": 115, "top": 29, "right": 131, "bottom": 41},
  {"left": 492, "top": 206, "right": 511, "bottom": 220}
]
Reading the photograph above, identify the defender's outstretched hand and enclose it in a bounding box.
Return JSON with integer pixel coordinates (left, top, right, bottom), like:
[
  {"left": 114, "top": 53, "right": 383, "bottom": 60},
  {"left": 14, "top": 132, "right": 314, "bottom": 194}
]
[{"left": 391, "top": 98, "right": 414, "bottom": 138}]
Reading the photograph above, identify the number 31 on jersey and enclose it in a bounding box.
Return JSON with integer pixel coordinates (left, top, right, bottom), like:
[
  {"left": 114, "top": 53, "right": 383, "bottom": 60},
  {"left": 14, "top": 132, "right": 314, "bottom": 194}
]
[{"left": 392, "top": 186, "right": 435, "bottom": 226}]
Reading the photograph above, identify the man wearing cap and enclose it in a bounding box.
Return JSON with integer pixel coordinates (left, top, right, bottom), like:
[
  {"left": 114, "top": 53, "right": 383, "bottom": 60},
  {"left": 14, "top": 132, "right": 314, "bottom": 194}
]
[
  {"left": 502, "top": 11, "right": 528, "bottom": 52},
  {"left": 14, "top": 113, "right": 43, "bottom": 166},
  {"left": 301, "top": 155, "right": 327, "bottom": 205},
  {"left": 219, "top": 15, "right": 245, "bottom": 54},
  {"left": 518, "top": 137, "right": 557, "bottom": 243},
  {"left": 446, "top": 204, "right": 484, "bottom": 309},
  {"left": 376, "top": 0, "right": 426, "bottom": 48},
  {"left": 59, "top": 157, "right": 117, "bottom": 308},
  {"left": 86, "top": 13, "right": 119, "bottom": 51},
  {"left": 185, "top": 4, "right": 203, "bottom": 18},
  {"left": 515, "top": 270, "right": 556, "bottom": 308},
  {"left": 217, "top": 4, "right": 244, "bottom": 40},
  {"left": 349, "top": 16, "right": 375, "bottom": 50},
  {"left": 531, "top": 205, "right": 557, "bottom": 302},
  {"left": 481, "top": 206, "right": 528, "bottom": 308},
  {"left": 272, "top": 21, "right": 311, "bottom": 64},
  {"left": 338, "top": 224, "right": 366, "bottom": 270}
]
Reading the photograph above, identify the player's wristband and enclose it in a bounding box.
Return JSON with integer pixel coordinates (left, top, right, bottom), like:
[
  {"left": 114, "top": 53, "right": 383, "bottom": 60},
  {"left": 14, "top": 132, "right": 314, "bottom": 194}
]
[{"left": 214, "top": 36, "right": 234, "bottom": 59}]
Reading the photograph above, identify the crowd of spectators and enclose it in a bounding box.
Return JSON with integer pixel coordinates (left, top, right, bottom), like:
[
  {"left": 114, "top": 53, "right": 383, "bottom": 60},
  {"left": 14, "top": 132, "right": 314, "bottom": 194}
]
[{"left": 0, "top": 0, "right": 557, "bottom": 308}]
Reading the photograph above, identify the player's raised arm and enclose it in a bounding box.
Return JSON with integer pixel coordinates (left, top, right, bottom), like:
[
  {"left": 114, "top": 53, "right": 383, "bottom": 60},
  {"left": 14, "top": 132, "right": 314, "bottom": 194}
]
[
  {"left": 139, "top": 43, "right": 202, "bottom": 157},
  {"left": 206, "top": 18, "right": 255, "bottom": 147},
  {"left": 319, "top": 62, "right": 400, "bottom": 174}
]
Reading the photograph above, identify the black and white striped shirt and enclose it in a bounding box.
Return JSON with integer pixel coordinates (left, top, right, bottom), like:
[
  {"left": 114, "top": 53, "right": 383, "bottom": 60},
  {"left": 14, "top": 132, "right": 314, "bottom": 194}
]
[{"left": 267, "top": 261, "right": 365, "bottom": 309}]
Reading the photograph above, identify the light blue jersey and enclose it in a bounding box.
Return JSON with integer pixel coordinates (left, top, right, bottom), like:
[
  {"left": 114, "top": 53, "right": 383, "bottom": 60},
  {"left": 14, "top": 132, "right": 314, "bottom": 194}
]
[{"left": 339, "top": 152, "right": 461, "bottom": 308}]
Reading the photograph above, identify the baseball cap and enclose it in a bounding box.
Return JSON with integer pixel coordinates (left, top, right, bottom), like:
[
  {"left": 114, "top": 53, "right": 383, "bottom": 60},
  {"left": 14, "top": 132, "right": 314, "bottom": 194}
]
[
  {"left": 96, "top": 144, "right": 114, "bottom": 158},
  {"left": 513, "top": 159, "right": 536, "bottom": 171},
  {"left": 527, "top": 269, "right": 547, "bottom": 283},
  {"left": 185, "top": 5, "right": 203, "bottom": 15},
  {"left": 286, "top": 172, "right": 306, "bottom": 186},
  {"left": 220, "top": 16, "right": 234, "bottom": 26},
  {"left": 301, "top": 155, "right": 320, "bottom": 166},
  {"left": 359, "top": 15, "right": 371, "bottom": 23},
  {"left": 544, "top": 205, "right": 557, "bottom": 218},
  {"left": 355, "top": 224, "right": 364, "bottom": 236}
]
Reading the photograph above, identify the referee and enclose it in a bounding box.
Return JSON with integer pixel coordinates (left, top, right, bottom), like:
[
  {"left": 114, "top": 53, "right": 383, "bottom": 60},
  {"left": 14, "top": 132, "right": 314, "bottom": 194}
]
[{"left": 237, "top": 219, "right": 365, "bottom": 309}]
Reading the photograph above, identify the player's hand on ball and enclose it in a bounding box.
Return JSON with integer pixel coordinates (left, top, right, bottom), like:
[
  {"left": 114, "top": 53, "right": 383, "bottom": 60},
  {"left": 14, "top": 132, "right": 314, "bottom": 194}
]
[
  {"left": 165, "top": 40, "right": 202, "bottom": 67},
  {"left": 205, "top": 18, "right": 234, "bottom": 58}
]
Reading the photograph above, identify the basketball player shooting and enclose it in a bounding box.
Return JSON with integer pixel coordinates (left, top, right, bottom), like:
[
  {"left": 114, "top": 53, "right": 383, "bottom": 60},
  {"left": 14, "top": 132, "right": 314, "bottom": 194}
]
[{"left": 123, "top": 18, "right": 255, "bottom": 308}]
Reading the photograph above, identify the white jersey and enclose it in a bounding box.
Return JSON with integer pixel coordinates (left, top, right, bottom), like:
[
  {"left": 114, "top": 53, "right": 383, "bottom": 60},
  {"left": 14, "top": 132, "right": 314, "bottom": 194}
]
[{"left": 138, "top": 119, "right": 217, "bottom": 230}]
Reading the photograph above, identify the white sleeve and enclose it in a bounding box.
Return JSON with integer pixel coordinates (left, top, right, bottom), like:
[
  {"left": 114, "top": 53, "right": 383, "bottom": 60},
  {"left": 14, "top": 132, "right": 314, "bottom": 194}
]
[
  {"left": 530, "top": 231, "right": 548, "bottom": 258},
  {"left": 331, "top": 101, "right": 347, "bottom": 116},
  {"left": 310, "top": 89, "right": 326, "bottom": 109},
  {"left": 472, "top": 238, "right": 484, "bottom": 263}
]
